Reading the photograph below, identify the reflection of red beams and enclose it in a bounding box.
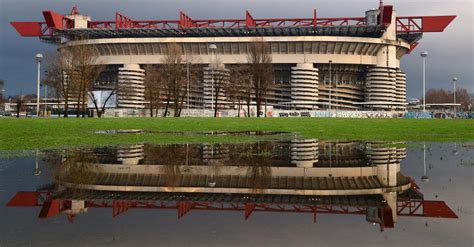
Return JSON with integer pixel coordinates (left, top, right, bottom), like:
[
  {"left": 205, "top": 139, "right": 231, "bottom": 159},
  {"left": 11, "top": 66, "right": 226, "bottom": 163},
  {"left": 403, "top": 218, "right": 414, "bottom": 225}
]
[
  {"left": 7, "top": 191, "right": 458, "bottom": 221},
  {"left": 38, "top": 199, "right": 61, "bottom": 218},
  {"left": 6, "top": 191, "right": 40, "bottom": 206},
  {"left": 397, "top": 200, "right": 458, "bottom": 218}
]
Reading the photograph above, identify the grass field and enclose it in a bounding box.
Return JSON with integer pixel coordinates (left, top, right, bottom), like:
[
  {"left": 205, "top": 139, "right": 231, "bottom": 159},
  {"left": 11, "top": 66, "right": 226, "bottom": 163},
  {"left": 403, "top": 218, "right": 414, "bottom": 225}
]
[{"left": 0, "top": 118, "right": 473, "bottom": 150}]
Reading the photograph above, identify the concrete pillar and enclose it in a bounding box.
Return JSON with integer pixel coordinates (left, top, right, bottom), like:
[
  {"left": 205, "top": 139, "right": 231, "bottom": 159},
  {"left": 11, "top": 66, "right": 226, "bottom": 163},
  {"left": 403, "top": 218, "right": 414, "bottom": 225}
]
[
  {"left": 383, "top": 192, "right": 398, "bottom": 222},
  {"left": 365, "top": 10, "right": 400, "bottom": 111},
  {"left": 117, "top": 144, "right": 145, "bottom": 165},
  {"left": 395, "top": 69, "right": 407, "bottom": 111},
  {"left": 290, "top": 63, "right": 319, "bottom": 110},
  {"left": 117, "top": 64, "right": 146, "bottom": 109},
  {"left": 365, "top": 67, "right": 397, "bottom": 110},
  {"left": 366, "top": 143, "right": 399, "bottom": 187},
  {"left": 290, "top": 139, "right": 319, "bottom": 168}
]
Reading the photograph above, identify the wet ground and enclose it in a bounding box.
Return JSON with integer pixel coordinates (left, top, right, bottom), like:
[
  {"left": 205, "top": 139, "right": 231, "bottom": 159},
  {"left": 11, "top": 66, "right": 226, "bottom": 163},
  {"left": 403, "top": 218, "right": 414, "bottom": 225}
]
[{"left": 0, "top": 138, "right": 472, "bottom": 247}]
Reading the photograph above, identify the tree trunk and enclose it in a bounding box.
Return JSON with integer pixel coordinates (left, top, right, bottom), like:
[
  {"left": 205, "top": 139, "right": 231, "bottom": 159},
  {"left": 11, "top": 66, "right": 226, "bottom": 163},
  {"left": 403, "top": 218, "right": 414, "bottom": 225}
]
[
  {"left": 237, "top": 99, "right": 241, "bottom": 117},
  {"left": 163, "top": 99, "right": 170, "bottom": 117},
  {"left": 247, "top": 100, "right": 251, "bottom": 117},
  {"left": 81, "top": 92, "right": 87, "bottom": 118},
  {"left": 76, "top": 90, "right": 82, "bottom": 118},
  {"left": 149, "top": 95, "right": 154, "bottom": 117},
  {"left": 214, "top": 87, "right": 219, "bottom": 117},
  {"left": 64, "top": 100, "right": 69, "bottom": 118}
]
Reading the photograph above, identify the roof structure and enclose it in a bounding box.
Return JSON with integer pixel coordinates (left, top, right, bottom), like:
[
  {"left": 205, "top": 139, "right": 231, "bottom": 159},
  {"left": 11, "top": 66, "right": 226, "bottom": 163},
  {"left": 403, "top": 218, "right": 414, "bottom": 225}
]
[{"left": 10, "top": 4, "right": 455, "bottom": 44}]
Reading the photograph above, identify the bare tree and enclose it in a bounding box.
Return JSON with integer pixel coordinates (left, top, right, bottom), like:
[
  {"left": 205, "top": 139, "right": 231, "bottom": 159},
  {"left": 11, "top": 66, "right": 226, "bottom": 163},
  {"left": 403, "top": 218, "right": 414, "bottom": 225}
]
[
  {"left": 13, "top": 95, "right": 25, "bottom": 118},
  {"left": 67, "top": 45, "right": 104, "bottom": 117},
  {"left": 144, "top": 65, "right": 162, "bottom": 117},
  {"left": 45, "top": 44, "right": 103, "bottom": 118},
  {"left": 228, "top": 65, "right": 252, "bottom": 117},
  {"left": 44, "top": 52, "right": 76, "bottom": 117},
  {"left": 247, "top": 40, "right": 273, "bottom": 117},
  {"left": 88, "top": 83, "right": 117, "bottom": 118},
  {"left": 425, "top": 87, "right": 472, "bottom": 111},
  {"left": 159, "top": 44, "right": 198, "bottom": 117},
  {"left": 161, "top": 43, "right": 187, "bottom": 117},
  {"left": 208, "top": 65, "right": 230, "bottom": 117}
]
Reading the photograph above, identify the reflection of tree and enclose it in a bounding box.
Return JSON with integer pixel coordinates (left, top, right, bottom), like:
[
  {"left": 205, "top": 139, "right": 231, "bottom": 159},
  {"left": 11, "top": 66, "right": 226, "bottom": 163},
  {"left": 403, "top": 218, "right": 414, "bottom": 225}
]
[
  {"left": 247, "top": 165, "right": 272, "bottom": 194},
  {"left": 144, "top": 144, "right": 191, "bottom": 165},
  {"left": 245, "top": 142, "right": 273, "bottom": 194},
  {"left": 144, "top": 144, "right": 188, "bottom": 187},
  {"left": 162, "top": 163, "right": 182, "bottom": 187},
  {"left": 226, "top": 141, "right": 282, "bottom": 167},
  {"left": 52, "top": 150, "right": 100, "bottom": 198}
]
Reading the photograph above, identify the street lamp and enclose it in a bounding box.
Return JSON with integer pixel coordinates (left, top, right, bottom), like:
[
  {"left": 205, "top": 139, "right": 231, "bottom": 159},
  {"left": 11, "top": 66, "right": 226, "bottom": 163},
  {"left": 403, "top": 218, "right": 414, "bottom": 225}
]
[
  {"left": 328, "top": 60, "right": 332, "bottom": 117},
  {"left": 209, "top": 44, "right": 217, "bottom": 113},
  {"left": 420, "top": 51, "right": 428, "bottom": 112},
  {"left": 35, "top": 53, "right": 43, "bottom": 117},
  {"left": 421, "top": 143, "right": 429, "bottom": 182},
  {"left": 34, "top": 150, "right": 41, "bottom": 176},
  {"left": 452, "top": 77, "right": 458, "bottom": 115},
  {"left": 187, "top": 62, "right": 191, "bottom": 112}
]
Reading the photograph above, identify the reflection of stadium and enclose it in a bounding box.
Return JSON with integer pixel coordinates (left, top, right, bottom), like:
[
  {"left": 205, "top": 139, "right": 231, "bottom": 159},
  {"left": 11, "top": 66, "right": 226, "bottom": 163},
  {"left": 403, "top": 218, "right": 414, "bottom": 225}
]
[
  {"left": 8, "top": 140, "right": 457, "bottom": 231},
  {"left": 11, "top": 3, "right": 455, "bottom": 113}
]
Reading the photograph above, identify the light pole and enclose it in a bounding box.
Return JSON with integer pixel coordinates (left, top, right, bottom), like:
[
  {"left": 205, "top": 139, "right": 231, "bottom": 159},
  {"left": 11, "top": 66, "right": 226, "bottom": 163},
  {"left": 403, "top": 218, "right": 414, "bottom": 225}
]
[
  {"left": 209, "top": 44, "right": 217, "bottom": 114},
  {"left": 34, "top": 149, "right": 41, "bottom": 176},
  {"left": 452, "top": 77, "right": 457, "bottom": 115},
  {"left": 328, "top": 60, "right": 332, "bottom": 117},
  {"left": 421, "top": 143, "right": 429, "bottom": 182},
  {"left": 187, "top": 62, "right": 191, "bottom": 112},
  {"left": 35, "top": 53, "right": 43, "bottom": 117},
  {"left": 420, "top": 51, "right": 428, "bottom": 112}
]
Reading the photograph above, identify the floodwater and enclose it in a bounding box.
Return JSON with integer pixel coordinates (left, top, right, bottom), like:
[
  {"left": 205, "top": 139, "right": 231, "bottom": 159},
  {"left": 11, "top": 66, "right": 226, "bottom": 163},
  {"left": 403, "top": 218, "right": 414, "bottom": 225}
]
[{"left": 0, "top": 138, "right": 472, "bottom": 247}]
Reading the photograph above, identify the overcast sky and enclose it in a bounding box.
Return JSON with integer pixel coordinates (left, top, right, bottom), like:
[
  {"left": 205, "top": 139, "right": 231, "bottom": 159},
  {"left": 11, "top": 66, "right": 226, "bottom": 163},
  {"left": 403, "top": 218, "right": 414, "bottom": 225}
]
[{"left": 0, "top": 0, "right": 472, "bottom": 98}]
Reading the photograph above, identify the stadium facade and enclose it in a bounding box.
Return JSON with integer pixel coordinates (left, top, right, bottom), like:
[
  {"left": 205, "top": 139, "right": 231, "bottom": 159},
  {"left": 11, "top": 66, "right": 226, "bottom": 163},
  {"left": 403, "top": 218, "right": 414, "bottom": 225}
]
[{"left": 11, "top": 2, "right": 455, "bottom": 115}]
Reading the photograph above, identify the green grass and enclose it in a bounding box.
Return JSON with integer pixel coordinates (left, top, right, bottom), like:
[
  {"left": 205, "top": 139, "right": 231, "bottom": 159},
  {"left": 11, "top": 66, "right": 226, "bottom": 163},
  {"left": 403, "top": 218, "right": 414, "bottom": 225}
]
[{"left": 0, "top": 118, "right": 473, "bottom": 150}]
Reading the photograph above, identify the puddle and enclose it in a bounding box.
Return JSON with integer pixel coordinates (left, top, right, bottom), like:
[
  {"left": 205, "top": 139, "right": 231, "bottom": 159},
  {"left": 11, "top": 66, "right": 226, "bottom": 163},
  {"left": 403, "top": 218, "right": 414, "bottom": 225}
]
[{"left": 1, "top": 139, "right": 472, "bottom": 246}]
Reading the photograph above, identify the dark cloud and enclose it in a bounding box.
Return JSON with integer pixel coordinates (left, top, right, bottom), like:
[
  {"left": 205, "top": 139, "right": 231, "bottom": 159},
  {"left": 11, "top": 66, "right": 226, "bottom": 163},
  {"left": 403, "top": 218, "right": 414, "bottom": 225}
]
[{"left": 1, "top": 0, "right": 472, "bottom": 97}]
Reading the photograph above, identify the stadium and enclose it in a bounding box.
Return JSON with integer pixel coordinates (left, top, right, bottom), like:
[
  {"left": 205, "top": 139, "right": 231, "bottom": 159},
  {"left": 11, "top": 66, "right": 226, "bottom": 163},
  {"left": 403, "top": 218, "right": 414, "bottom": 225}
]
[{"left": 11, "top": 2, "right": 456, "bottom": 117}]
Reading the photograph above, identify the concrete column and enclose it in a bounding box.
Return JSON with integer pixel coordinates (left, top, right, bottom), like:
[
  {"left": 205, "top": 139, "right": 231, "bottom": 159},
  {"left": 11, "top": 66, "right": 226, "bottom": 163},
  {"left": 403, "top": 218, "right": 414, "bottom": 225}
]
[
  {"left": 395, "top": 69, "right": 407, "bottom": 111},
  {"left": 383, "top": 192, "right": 398, "bottom": 222},
  {"left": 290, "top": 63, "right": 319, "bottom": 110},
  {"left": 365, "top": 10, "right": 400, "bottom": 111},
  {"left": 117, "top": 64, "right": 146, "bottom": 109},
  {"left": 365, "top": 67, "right": 397, "bottom": 110},
  {"left": 290, "top": 139, "right": 319, "bottom": 168},
  {"left": 366, "top": 143, "right": 399, "bottom": 187},
  {"left": 117, "top": 144, "right": 145, "bottom": 165}
]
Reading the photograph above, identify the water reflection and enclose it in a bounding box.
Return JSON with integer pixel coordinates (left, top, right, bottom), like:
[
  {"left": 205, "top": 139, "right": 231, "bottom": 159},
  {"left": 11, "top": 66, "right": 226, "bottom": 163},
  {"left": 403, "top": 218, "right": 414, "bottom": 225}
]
[{"left": 6, "top": 138, "right": 459, "bottom": 232}]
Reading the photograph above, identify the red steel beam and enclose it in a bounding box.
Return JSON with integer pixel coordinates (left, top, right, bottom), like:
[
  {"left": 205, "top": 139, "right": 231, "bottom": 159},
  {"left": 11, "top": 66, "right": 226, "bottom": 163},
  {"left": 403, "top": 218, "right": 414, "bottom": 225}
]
[
  {"left": 246, "top": 10, "right": 256, "bottom": 28},
  {"left": 10, "top": 22, "right": 48, "bottom": 37},
  {"left": 179, "top": 11, "right": 197, "bottom": 28},
  {"left": 396, "top": 15, "right": 456, "bottom": 33},
  {"left": 10, "top": 7, "right": 456, "bottom": 38},
  {"left": 42, "top": 11, "right": 64, "bottom": 29}
]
